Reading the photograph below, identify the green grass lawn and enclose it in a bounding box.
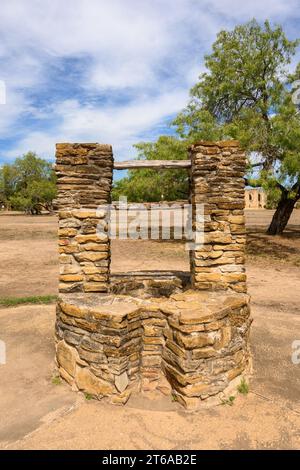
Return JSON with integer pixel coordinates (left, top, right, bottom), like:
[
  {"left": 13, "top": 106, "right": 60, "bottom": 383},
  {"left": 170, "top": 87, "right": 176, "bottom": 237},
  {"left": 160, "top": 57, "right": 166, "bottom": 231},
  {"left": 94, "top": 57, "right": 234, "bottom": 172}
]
[{"left": 0, "top": 295, "right": 57, "bottom": 308}]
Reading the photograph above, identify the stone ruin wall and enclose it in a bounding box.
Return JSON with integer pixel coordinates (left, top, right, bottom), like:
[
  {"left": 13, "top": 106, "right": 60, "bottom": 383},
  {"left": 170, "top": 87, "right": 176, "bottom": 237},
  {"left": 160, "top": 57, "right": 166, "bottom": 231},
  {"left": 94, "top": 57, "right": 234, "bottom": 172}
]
[
  {"left": 245, "top": 188, "right": 266, "bottom": 209},
  {"left": 54, "top": 141, "right": 252, "bottom": 409},
  {"left": 189, "top": 141, "right": 247, "bottom": 293},
  {"left": 56, "top": 143, "right": 113, "bottom": 294}
]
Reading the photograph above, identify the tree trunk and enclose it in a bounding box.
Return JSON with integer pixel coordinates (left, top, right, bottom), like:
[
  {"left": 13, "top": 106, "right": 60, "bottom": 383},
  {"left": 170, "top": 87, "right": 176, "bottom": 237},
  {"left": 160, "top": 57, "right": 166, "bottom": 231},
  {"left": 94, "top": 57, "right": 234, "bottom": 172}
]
[{"left": 267, "top": 193, "right": 298, "bottom": 235}]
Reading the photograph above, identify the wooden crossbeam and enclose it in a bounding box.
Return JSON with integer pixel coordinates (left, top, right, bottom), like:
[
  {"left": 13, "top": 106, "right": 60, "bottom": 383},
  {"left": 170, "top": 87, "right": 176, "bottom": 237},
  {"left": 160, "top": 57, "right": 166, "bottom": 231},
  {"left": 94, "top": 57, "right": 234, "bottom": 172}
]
[{"left": 113, "top": 160, "right": 191, "bottom": 170}]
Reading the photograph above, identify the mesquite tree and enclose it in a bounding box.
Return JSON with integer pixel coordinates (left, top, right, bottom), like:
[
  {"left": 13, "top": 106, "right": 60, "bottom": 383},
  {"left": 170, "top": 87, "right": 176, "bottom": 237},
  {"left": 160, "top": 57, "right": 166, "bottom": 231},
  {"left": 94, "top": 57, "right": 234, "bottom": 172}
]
[
  {"left": 112, "top": 136, "right": 189, "bottom": 202},
  {"left": 0, "top": 152, "right": 56, "bottom": 214},
  {"left": 174, "top": 20, "right": 300, "bottom": 235}
]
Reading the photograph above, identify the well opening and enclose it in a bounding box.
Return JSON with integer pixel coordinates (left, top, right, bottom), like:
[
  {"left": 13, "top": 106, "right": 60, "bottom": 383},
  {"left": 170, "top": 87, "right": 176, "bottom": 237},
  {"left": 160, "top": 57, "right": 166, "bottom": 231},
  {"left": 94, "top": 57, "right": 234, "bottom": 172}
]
[{"left": 110, "top": 165, "right": 191, "bottom": 292}]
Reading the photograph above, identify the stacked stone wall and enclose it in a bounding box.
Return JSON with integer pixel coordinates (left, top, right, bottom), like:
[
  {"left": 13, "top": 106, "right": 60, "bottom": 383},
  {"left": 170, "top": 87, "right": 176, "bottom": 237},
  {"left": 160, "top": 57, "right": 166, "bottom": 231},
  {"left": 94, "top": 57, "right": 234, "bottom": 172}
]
[
  {"left": 56, "top": 144, "right": 113, "bottom": 293},
  {"left": 190, "top": 141, "right": 246, "bottom": 293},
  {"left": 56, "top": 292, "right": 251, "bottom": 409}
]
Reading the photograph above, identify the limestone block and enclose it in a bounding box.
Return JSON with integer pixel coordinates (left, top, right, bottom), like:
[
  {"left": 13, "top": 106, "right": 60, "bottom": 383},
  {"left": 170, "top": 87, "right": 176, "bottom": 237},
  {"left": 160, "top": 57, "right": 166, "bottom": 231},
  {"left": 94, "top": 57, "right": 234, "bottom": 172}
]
[
  {"left": 60, "top": 274, "right": 84, "bottom": 282},
  {"left": 60, "top": 265, "right": 80, "bottom": 275},
  {"left": 59, "top": 254, "right": 73, "bottom": 264},
  {"left": 75, "top": 252, "right": 108, "bottom": 262},
  {"left": 175, "top": 381, "right": 211, "bottom": 397},
  {"left": 192, "top": 347, "right": 217, "bottom": 359},
  {"left": 58, "top": 282, "right": 82, "bottom": 293},
  {"left": 83, "top": 282, "right": 109, "bottom": 292},
  {"left": 204, "top": 232, "right": 232, "bottom": 244},
  {"left": 59, "top": 301, "right": 88, "bottom": 319},
  {"left": 59, "top": 244, "right": 79, "bottom": 254},
  {"left": 114, "top": 373, "right": 129, "bottom": 393},
  {"left": 195, "top": 273, "right": 222, "bottom": 283},
  {"left": 75, "top": 233, "right": 108, "bottom": 243},
  {"left": 72, "top": 210, "right": 106, "bottom": 219},
  {"left": 58, "top": 228, "right": 78, "bottom": 237},
  {"left": 80, "top": 243, "right": 108, "bottom": 252},
  {"left": 110, "top": 388, "right": 132, "bottom": 405},
  {"left": 76, "top": 367, "right": 115, "bottom": 396},
  {"left": 56, "top": 341, "right": 77, "bottom": 377},
  {"left": 175, "top": 331, "right": 215, "bottom": 349},
  {"left": 228, "top": 215, "right": 245, "bottom": 224}
]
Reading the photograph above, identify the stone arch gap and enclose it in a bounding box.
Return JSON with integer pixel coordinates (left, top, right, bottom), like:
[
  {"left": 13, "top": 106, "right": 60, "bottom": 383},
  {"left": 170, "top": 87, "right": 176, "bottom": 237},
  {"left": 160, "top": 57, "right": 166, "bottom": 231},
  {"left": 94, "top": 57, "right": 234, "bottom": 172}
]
[{"left": 111, "top": 161, "right": 191, "bottom": 292}]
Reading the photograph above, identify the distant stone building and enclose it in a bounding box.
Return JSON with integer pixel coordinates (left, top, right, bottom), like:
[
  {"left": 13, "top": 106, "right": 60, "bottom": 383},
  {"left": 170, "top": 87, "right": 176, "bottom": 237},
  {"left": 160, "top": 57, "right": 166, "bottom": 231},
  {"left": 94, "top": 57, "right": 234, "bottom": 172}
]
[{"left": 245, "top": 188, "right": 266, "bottom": 209}]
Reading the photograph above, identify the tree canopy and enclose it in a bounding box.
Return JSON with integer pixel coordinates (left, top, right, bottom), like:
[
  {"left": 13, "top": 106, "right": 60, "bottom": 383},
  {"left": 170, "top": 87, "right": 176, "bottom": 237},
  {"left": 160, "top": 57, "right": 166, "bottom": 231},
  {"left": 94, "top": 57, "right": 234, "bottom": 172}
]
[
  {"left": 174, "top": 19, "right": 300, "bottom": 234},
  {"left": 0, "top": 152, "right": 56, "bottom": 214},
  {"left": 115, "top": 20, "right": 300, "bottom": 234},
  {"left": 112, "top": 136, "right": 189, "bottom": 202}
]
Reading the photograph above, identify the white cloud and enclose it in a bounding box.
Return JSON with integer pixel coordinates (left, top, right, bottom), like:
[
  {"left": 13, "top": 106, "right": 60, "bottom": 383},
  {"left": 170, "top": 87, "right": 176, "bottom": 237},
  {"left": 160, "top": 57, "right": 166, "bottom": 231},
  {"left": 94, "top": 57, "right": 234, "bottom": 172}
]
[
  {"left": 8, "top": 87, "right": 188, "bottom": 160},
  {"left": 204, "top": 0, "right": 299, "bottom": 20},
  {"left": 0, "top": 0, "right": 299, "bottom": 163}
]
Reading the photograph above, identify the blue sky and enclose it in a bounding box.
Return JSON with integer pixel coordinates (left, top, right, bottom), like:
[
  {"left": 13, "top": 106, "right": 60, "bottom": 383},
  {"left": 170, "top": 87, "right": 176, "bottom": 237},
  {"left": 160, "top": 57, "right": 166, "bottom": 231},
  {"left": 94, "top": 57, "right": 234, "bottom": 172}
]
[{"left": 0, "top": 0, "right": 299, "bottom": 168}]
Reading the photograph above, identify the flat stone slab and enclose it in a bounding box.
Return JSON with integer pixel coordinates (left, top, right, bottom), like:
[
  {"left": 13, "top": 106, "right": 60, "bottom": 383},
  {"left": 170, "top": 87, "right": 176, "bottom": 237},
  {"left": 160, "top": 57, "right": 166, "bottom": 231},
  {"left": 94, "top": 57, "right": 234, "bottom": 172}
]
[{"left": 59, "top": 290, "right": 250, "bottom": 324}]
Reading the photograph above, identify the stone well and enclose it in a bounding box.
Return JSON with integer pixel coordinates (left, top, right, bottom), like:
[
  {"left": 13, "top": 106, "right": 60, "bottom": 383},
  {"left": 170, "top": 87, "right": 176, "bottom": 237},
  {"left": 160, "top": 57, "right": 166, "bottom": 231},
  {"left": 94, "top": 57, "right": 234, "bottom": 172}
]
[{"left": 54, "top": 141, "right": 252, "bottom": 410}]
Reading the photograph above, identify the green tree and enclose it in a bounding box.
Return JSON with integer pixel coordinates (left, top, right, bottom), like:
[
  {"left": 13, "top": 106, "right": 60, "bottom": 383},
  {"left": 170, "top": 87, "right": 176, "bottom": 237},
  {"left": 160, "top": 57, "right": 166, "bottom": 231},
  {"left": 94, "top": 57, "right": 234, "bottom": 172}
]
[
  {"left": 0, "top": 163, "right": 18, "bottom": 208},
  {"left": 174, "top": 19, "right": 300, "bottom": 235},
  {"left": 0, "top": 152, "right": 56, "bottom": 214},
  {"left": 112, "top": 136, "right": 189, "bottom": 202}
]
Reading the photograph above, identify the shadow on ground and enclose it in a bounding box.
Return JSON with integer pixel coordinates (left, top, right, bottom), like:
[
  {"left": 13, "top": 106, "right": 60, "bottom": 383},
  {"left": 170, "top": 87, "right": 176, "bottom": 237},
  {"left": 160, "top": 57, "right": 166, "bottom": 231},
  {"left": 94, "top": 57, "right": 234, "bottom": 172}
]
[{"left": 246, "top": 227, "right": 300, "bottom": 265}]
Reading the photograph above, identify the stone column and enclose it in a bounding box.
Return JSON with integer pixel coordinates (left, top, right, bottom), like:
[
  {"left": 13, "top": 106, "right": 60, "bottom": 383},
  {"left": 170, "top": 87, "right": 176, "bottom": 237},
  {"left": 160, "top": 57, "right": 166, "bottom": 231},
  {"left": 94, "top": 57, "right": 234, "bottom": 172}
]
[
  {"left": 190, "top": 141, "right": 246, "bottom": 293},
  {"left": 55, "top": 143, "right": 113, "bottom": 293}
]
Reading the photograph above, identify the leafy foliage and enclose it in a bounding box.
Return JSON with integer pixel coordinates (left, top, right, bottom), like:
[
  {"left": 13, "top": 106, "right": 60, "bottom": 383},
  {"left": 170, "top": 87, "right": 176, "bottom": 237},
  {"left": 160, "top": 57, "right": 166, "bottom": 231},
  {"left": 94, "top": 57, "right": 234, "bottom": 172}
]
[
  {"left": 114, "top": 20, "right": 300, "bottom": 234},
  {"left": 174, "top": 19, "right": 300, "bottom": 234},
  {"left": 112, "top": 136, "right": 190, "bottom": 202},
  {"left": 0, "top": 152, "right": 56, "bottom": 214},
  {"left": 237, "top": 378, "right": 249, "bottom": 395}
]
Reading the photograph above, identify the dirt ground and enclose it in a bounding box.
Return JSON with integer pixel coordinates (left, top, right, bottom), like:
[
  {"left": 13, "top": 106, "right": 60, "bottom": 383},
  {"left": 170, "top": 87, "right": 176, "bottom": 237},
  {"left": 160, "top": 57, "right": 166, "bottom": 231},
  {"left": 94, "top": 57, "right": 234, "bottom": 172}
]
[
  {"left": 0, "top": 210, "right": 300, "bottom": 449},
  {"left": 0, "top": 209, "right": 300, "bottom": 298}
]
